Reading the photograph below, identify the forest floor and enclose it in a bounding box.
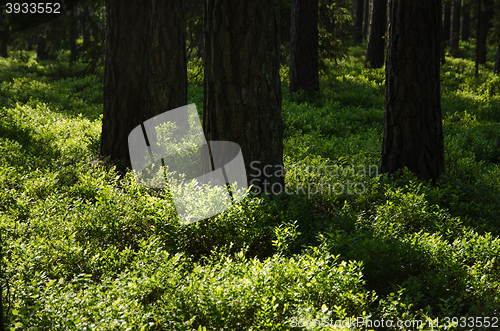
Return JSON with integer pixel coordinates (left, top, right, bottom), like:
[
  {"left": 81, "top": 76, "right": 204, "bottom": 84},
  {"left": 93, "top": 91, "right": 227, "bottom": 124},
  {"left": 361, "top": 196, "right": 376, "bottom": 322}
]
[{"left": 0, "top": 42, "right": 500, "bottom": 330}]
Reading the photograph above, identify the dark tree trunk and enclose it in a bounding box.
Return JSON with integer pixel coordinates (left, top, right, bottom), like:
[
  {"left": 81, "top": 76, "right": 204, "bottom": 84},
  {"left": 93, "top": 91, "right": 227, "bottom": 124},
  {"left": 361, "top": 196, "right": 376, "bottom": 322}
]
[
  {"left": 382, "top": 0, "right": 445, "bottom": 181},
  {"left": 204, "top": 0, "right": 284, "bottom": 193},
  {"left": 91, "top": 18, "right": 101, "bottom": 44},
  {"left": 279, "top": 0, "right": 292, "bottom": 50},
  {"left": 195, "top": 28, "right": 204, "bottom": 59},
  {"left": 441, "top": 0, "right": 451, "bottom": 61},
  {"left": 148, "top": 0, "right": 187, "bottom": 114},
  {"left": 366, "top": 0, "right": 386, "bottom": 68},
  {"left": 36, "top": 36, "right": 49, "bottom": 61},
  {"left": 494, "top": 36, "right": 500, "bottom": 74},
  {"left": 83, "top": 25, "right": 91, "bottom": 50},
  {"left": 69, "top": 8, "right": 78, "bottom": 63},
  {"left": 0, "top": 10, "right": 8, "bottom": 58},
  {"left": 289, "top": 0, "right": 319, "bottom": 94},
  {"left": 27, "top": 37, "right": 33, "bottom": 51},
  {"left": 100, "top": 0, "right": 187, "bottom": 169},
  {"left": 101, "top": 1, "right": 150, "bottom": 167},
  {"left": 449, "top": 0, "right": 461, "bottom": 57},
  {"left": 461, "top": 3, "right": 470, "bottom": 41},
  {"left": 443, "top": 1, "right": 451, "bottom": 45},
  {"left": 355, "top": 0, "right": 364, "bottom": 43},
  {"left": 82, "top": 7, "right": 91, "bottom": 51},
  {"left": 363, "top": 0, "right": 370, "bottom": 40},
  {"left": 0, "top": 34, "right": 8, "bottom": 58},
  {"left": 476, "top": 0, "right": 490, "bottom": 66}
]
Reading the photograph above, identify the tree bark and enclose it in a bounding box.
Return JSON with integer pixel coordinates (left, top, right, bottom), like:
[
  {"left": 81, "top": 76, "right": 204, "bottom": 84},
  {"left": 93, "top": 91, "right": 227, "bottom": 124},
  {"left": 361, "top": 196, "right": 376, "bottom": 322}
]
[
  {"left": 494, "top": 36, "right": 500, "bottom": 74},
  {"left": 443, "top": 1, "right": 451, "bottom": 46},
  {"left": 355, "top": 0, "right": 364, "bottom": 43},
  {"left": 0, "top": 10, "right": 8, "bottom": 58},
  {"left": 101, "top": 1, "right": 150, "bottom": 168},
  {"left": 382, "top": 0, "right": 445, "bottom": 181},
  {"left": 100, "top": 0, "right": 187, "bottom": 169},
  {"left": 204, "top": 0, "right": 284, "bottom": 193},
  {"left": 0, "top": 34, "right": 8, "bottom": 58},
  {"left": 289, "top": 0, "right": 319, "bottom": 94},
  {"left": 363, "top": 0, "right": 370, "bottom": 40},
  {"left": 148, "top": 0, "right": 187, "bottom": 114},
  {"left": 461, "top": 3, "right": 470, "bottom": 41},
  {"left": 69, "top": 7, "right": 78, "bottom": 63},
  {"left": 441, "top": 0, "right": 451, "bottom": 62},
  {"left": 476, "top": 0, "right": 490, "bottom": 66},
  {"left": 366, "top": 0, "right": 386, "bottom": 68},
  {"left": 82, "top": 6, "right": 91, "bottom": 50},
  {"left": 449, "top": 0, "right": 461, "bottom": 57}
]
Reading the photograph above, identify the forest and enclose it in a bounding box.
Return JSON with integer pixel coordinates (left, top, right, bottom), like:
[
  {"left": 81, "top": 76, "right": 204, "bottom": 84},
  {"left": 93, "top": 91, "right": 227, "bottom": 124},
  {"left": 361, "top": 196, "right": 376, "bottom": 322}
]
[{"left": 1, "top": 0, "right": 500, "bottom": 330}]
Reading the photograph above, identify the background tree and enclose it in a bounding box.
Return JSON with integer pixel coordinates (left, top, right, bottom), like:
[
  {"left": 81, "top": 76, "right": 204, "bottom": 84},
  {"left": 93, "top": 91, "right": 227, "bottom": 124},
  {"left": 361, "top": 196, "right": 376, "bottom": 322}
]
[
  {"left": 289, "top": 0, "right": 320, "bottom": 94},
  {"left": 462, "top": 2, "right": 471, "bottom": 41},
  {"left": 0, "top": 9, "right": 9, "bottom": 58},
  {"left": 476, "top": 0, "right": 493, "bottom": 72},
  {"left": 354, "top": 0, "right": 364, "bottom": 42},
  {"left": 204, "top": 0, "right": 284, "bottom": 193},
  {"left": 449, "top": 0, "right": 461, "bottom": 57},
  {"left": 495, "top": 36, "right": 500, "bottom": 73},
  {"left": 363, "top": 0, "right": 370, "bottom": 40},
  {"left": 36, "top": 34, "right": 49, "bottom": 61},
  {"left": 81, "top": 6, "right": 92, "bottom": 50},
  {"left": 365, "top": 0, "right": 386, "bottom": 68},
  {"left": 100, "top": 0, "right": 187, "bottom": 169},
  {"left": 382, "top": 0, "right": 445, "bottom": 181},
  {"left": 494, "top": 1, "right": 500, "bottom": 73},
  {"left": 441, "top": 0, "right": 451, "bottom": 63},
  {"left": 69, "top": 7, "right": 78, "bottom": 63}
]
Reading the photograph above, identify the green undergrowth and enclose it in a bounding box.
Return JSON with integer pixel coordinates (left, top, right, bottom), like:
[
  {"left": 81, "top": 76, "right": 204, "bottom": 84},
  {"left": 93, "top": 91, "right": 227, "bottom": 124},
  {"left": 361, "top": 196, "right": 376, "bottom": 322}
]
[{"left": 1, "top": 48, "right": 500, "bottom": 330}]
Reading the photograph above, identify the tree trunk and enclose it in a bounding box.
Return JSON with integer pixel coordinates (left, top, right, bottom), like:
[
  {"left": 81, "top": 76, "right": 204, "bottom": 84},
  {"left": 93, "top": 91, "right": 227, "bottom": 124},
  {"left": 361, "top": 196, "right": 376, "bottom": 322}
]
[
  {"left": 0, "top": 34, "right": 8, "bottom": 58},
  {"left": 366, "top": 0, "right": 386, "bottom": 68},
  {"left": 279, "top": 0, "right": 292, "bottom": 54},
  {"left": 363, "top": 0, "right": 370, "bottom": 40},
  {"left": 355, "top": 0, "right": 364, "bottom": 43},
  {"left": 0, "top": 10, "right": 8, "bottom": 58},
  {"left": 449, "top": 0, "right": 461, "bottom": 57},
  {"left": 494, "top": 36, "right": 500, "bottom": 74},
  {"left": 289, "top": 0, "right": 319, "bottom": 94},
  {"left": 69, "top": 8, "right": 78, "bottom": 63},
  {"left": 100, "top": 0, "right": 187, "bottom": 169},
  {"left": 27, "top": 37, "right": 33, "bottom": 51},
  {"left": 148, "top": 0, "right": 187, "bottom": 114},
  {"left": 443, "top": 1, "right": 451, "bottom": 45},
  {"left": 382, "top": 0, "right": 445, "bottom": 181},
  {"left": 476, "top": 0, "right": 490, "bottom": 66},
  {"left": 82, "top": 7, "right": 91, "bottom": 50},
  {"left": 36, "top": 35, "right": 48, "bottom": 61},
  {"left": 442, "top": 0, "right": 451, "bottom": 61},
  {"left": 461, "top": 3, "right": 470, "bottom": 41},
  {"left": 204, "top": 0, "right": 284, "bottom": 193}
]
